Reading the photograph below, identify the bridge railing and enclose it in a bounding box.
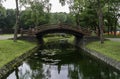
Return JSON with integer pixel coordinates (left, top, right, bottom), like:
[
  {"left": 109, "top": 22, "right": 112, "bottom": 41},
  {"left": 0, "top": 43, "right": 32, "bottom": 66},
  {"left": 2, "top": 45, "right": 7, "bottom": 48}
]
[
  {"left": 20, "top": 24, "right": 91, "bottom": 36},
  {"left": 35, "top": 24, "right": 91, "bottom": 35},
  {"left": 20, "top": 28, "right": 36, "bottom": 36}
]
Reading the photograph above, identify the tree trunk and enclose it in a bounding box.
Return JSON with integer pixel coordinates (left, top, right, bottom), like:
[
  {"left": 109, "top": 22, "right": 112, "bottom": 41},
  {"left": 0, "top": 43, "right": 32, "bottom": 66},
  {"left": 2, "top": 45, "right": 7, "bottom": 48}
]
[
  {"left": 97, "top": 0, "right": 104, "bottom": 44},
  {"left": 108, "top": 25, "right": 110, "bottom": 35},
  {"left": 97, "top": 26, "right": 100, "bottom": 37},
  {"left": 14, "top": 0, "right": 19, "bottom": 42},
  {"left": 75, "top": 14, "right": 81, "bottom": 28},
  {"left": 114, "top": 24, "right": 117, "bottom": 37},
  {"left": 110, "top": 26, "right": 112, "bottom": 34},
  {"left": 107, "top": 2, "right": 110, "bottom": 35},
  {"left": 114, "top": 18, "right": 117, "bottom": 37}
]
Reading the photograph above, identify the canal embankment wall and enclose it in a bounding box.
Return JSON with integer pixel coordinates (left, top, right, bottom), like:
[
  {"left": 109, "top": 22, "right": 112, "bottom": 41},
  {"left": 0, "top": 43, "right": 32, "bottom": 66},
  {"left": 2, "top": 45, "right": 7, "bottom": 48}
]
[
  {"left": 0, "top": 46, "right": 38, "bottom": 79},
  {"left": 76, "top": 36, "right": 120, "bottom": 71}
]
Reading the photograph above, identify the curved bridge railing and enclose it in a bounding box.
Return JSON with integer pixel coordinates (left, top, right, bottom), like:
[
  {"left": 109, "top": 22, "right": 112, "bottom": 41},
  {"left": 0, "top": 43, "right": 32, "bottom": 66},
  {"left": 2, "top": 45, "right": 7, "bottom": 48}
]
[{"left": 35, "top": 24, "right": 91, "bottom": 36}]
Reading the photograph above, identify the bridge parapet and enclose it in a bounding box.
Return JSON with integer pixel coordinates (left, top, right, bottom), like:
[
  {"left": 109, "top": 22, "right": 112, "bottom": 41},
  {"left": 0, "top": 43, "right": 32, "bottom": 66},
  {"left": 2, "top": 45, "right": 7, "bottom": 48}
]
[
  {"left": 35, "top": 24, "right": 91, "bottom": 36},
  {"left": 20, "top": 24, "right": 91, "bottom": 37}
]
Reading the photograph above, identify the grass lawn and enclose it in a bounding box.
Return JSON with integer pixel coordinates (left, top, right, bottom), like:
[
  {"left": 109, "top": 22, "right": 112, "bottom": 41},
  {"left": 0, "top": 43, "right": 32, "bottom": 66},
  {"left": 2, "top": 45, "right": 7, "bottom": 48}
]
[
  {"left": 0, "top": 40, "right": 36, "bottom": 68},
  {"left": 43, "top": 36, "right": 74, "bottom": 43},
  {"left": 0, "top": 34, "right": 13, "bottom": 35},
  {"left": 86, "top": 40, "right": 120, "bottom": 61}
]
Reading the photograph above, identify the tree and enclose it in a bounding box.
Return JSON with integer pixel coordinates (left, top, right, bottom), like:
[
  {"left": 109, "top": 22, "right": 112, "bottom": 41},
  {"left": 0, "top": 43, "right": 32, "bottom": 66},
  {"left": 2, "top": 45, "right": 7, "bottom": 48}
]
[
  {"left": 5, "top": 9, "right": 16, "bottom": 29},
  {"left": 20, "top": 9, "right": 34, "bottom": 29},
  {"left": 97, "top": 0, "right": 104, "bottom": 43},
  {"left": 14, "top": 0, "right": 19, "bottom": 42},
  {"left": 64, "top": 13, "right": 76, "bottom": 25},
  {"left": 19, "top": 1, "right": 51, "bottom": 28},
  {"left": 69, "top": 0, "right": 84, "bottom": 27},
  {"left": 109, "top": 0, "right": 120, "bottom": 36},
  {"left": 49, "top": 12, "right": 75, "bottom": 25},
  {"left": 61, "top": 0, "right": 106, "bottom": 43},
  {"left": 20, "top": 0, "right": 51, "bottom": 26},
  {"left": 0, "top": 6, "right": 6, "bottom": 29}
]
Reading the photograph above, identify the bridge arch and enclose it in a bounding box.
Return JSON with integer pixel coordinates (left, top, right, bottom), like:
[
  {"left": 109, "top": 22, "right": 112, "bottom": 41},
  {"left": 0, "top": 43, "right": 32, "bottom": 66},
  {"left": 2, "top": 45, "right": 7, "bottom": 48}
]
[{"left": 35, "top": 24, "right": 91, "bottom": 44}]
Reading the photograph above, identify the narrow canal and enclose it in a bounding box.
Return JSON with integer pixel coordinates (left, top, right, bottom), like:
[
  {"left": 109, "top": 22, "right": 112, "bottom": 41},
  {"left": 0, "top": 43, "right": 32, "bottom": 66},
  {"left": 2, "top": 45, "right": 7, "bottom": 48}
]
[{"left": 5, "top": 42, "right": 120, "bottom": 79}]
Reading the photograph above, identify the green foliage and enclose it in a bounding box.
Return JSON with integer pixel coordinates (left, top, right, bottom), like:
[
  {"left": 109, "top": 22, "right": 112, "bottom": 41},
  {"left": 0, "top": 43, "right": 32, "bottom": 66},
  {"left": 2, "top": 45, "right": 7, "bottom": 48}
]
[
  {"left": 0, "top": 6, "right": 6, "bottom": 28},
  {"left": 43, "top": 34, "right": 74, "bottom": 44},
  {"left": 0, "top": 0, "right": 119, "bottom": 34},
  {"left": 87, "top": 40, "right": 120, "bottom": 61},
  {"left": 0, "top": 40, "right": 36, "bottom": 68},
  {"left": 20, "top": 9, "right": 34, "bottom": 28},
  {"left": 65, "top": 0, "right": 120, "bottom": 32},
  {"left": 0, "top": 0, "right": 51, "bottom": 30},
  {"left": 0, "top": 8, "right": 16, "bottom": 29},
  {"left": 79, "top": 5, "right": 98, "bottom": 29},
  {"left": 20, "top": 2, "right": 50, "bottom": 28},
  {"left": 65, "top": 13, "right": 76, "bottom": 25},
  {"left": 5, "top": 9, "right": 16, "bottom": 28},
  {"left": 49, "top": 12, "right": 76, "bottom": 25},
  {"left": 49, "top": 12, "right": 66, "bottom": 24},
  {"left": 0, "top": 8, "right": 15, "bottom": 29}
]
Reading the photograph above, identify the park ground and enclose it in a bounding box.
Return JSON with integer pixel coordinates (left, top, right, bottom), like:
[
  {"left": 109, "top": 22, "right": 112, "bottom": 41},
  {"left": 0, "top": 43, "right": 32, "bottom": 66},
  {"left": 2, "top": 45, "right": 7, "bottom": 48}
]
[
  {"left": 0, "top": 34, "right": 120, "bottom": 69},
  {"left": 0, "top": 35, "right": 36, "bottom": 68},
  {"left": 87, "top": 36, "right": 120, "bottom": 61}
]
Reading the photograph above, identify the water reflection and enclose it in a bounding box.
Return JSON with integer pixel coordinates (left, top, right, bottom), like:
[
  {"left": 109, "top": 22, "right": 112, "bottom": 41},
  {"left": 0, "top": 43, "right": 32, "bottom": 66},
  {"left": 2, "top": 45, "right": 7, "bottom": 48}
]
[{"left": 6, "top": 43, "right": 120, "bottom": 79}]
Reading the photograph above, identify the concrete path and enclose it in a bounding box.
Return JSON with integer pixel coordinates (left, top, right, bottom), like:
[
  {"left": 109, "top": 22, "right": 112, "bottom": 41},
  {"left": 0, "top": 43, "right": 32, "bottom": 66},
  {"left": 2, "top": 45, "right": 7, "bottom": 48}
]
[
  {"left": 0, "top": 35, "right": 14, "bottom": 40},
  {"left": 0, "top": 34, "right": 20, "bottom": 40},
  {"left": 107, "top": 38, "right": 120, "bottom": 42}
]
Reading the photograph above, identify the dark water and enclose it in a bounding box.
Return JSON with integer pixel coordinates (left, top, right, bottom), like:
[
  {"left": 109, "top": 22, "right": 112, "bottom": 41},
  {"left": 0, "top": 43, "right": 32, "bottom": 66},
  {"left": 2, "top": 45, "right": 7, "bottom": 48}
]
[{"left": 5, "top": 43, "right": 120, "bottom": 79}]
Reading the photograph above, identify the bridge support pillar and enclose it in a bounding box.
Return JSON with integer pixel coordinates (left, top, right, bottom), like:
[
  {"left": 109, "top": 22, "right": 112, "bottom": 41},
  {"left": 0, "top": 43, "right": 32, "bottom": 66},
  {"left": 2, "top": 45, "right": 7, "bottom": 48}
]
[
  {"left": 74, "top": 35, "right": 84, "bottom": 47},
  {"left": 36, "top": 35, "right": 44, "bottom": 45}
]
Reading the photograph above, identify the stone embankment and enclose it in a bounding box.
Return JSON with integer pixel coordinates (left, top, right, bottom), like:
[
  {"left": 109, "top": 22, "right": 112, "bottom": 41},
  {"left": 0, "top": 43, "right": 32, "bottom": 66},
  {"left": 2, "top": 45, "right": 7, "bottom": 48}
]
[
  {"left": 0, "top": 47, "right": 38, "bottom": 78},
  {"left": 78, "top": 36, "right": 120, "bottom": 71}
]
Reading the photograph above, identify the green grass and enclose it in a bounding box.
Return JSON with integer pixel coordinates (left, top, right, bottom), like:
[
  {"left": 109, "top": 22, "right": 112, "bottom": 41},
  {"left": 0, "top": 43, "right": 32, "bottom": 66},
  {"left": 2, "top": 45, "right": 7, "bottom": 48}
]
[
  {"left": 43, "top": 36, "right": 74, "bottom": 43},
  {"left": 0, "top": 40, "right": 36, "bottom": 68},
  {"left": 0, "top": 34, "right": 20, "bottom": 36},
  {"left": 86, "top": 40, "right": 120, "bottom": 61},
  {"left": 0, "top": 34, "right": 14, "bottom": 36}
]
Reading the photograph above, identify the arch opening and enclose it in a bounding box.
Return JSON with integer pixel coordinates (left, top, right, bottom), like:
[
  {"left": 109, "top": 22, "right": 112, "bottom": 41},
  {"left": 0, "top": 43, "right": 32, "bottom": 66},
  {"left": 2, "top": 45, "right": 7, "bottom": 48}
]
[{"left": 36, "top": 30, "right": 84, "bottom": 46}]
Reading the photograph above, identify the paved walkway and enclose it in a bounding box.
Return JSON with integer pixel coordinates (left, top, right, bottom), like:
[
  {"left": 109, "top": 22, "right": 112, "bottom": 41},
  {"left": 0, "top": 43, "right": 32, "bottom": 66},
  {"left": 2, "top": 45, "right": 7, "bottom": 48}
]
[
  {"left": 0, "top": 35, "right": 20, "bottom": 40},
  {"left": 1, "top": 34, "right": 120, "bottom": 42},
  {"left": 0, "top": 35, "right": 13, "bottom": 40},
  {"left": 107, "top": 38, "right": 120, "bottom": 42}
]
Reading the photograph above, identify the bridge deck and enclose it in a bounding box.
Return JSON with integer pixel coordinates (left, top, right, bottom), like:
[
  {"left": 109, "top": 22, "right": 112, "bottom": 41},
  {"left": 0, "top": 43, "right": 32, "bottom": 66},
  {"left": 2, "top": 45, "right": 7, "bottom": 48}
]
[
  {"left": 20, "top": 24, "right": 91, "bottom": 36},
  {"left": 35, "top": 24, "right": 91, "bottom": 36}
]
